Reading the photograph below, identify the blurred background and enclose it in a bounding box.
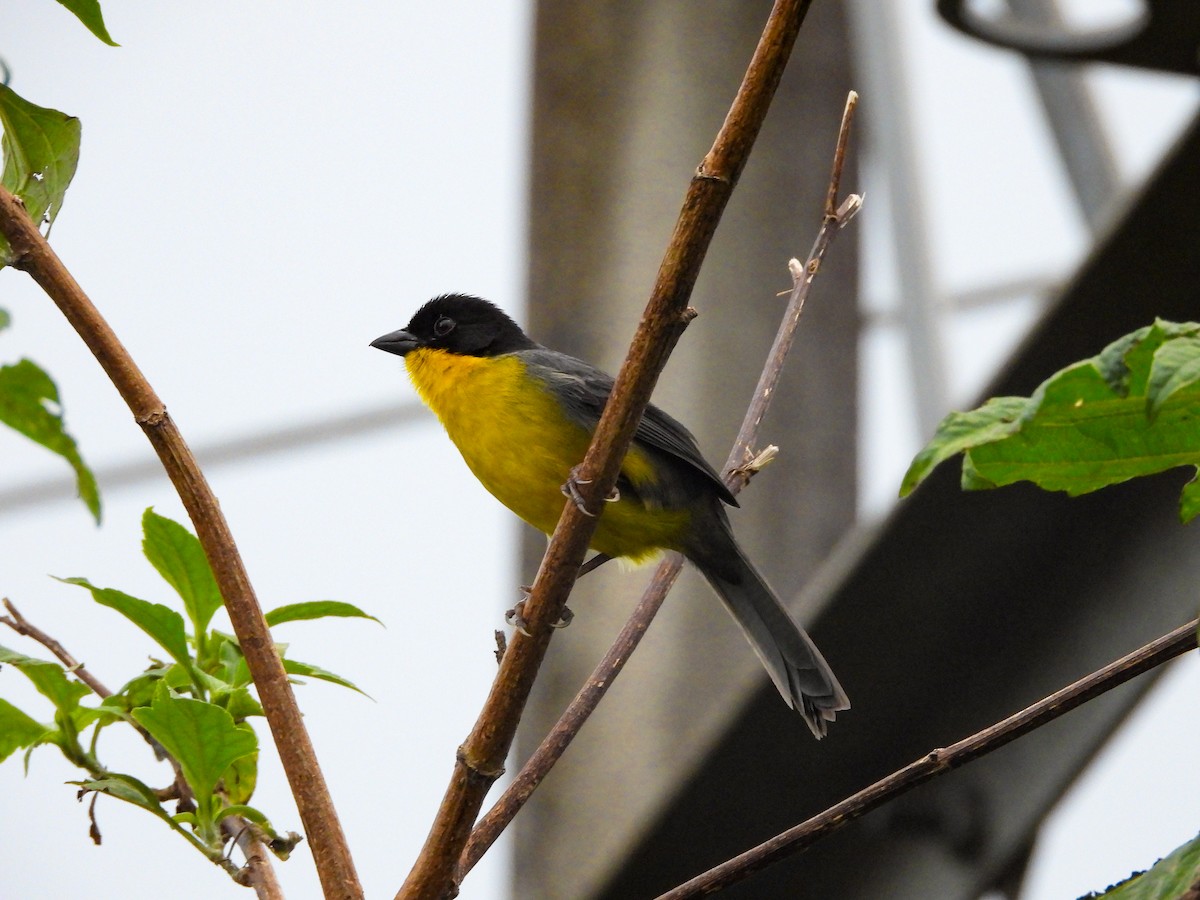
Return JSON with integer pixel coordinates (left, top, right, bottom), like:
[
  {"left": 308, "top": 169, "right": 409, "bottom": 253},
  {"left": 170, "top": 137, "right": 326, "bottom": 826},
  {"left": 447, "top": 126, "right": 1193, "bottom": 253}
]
[{"left": 0, "top": 2, "right": 1197, "bottom": 898}]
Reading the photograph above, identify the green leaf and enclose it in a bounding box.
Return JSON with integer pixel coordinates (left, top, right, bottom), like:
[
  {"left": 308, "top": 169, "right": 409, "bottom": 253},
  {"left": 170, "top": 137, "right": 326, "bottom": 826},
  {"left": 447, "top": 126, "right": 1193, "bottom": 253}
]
[
  {"left": 54, "top": 0, "right": 119, "bottom": 46},
  {"left": 141, "top": 509, "right": 223, "bottom": 637},
  {"left": 283, "top": 658, "right": 369, "bottom": 697},
  {"left": 212, "top": 685, "right": 263, "bottom": 721},
  {"left": 0, "top": 698, "right": 49, "bottom": 762},
  {"left": 902, "top": 321, "right": 1200, "bottom": 523},
  {"left": 0, "top": 645, "right": 91, "bottom": 713},
  {"left": 221, "top": 752, "right": 258, "bottom": 807},
  {"left": 1182, "top": 471, "right": 1200, "bottom": 525},
  {"left": 1097, "top": 831, "right": 1200, "bottom": 898},
  {"left": 899, "top": 396, "right": 1027, "bottom": 496},
  {"left": 58, "top": 577, "right": 193, "bottom": 672},
  {"left": 131, "top": 687, "right": 257, "bottom": 808},
  {"left": 265, "top": 600, "right": 381, "bottom": 628},
  {"left": 0, "top": 308, "right": 10, "bottom": 331},
  {"left": 0, "top": 84, "right": 81, "bottom": 264},
  {"left": 106, "top": 665, "right": 171, "bottom": 713},
  {"left": 1146, "top": 334, "right": 1200, "bottom": 421},
  {"left": 77, "top": 774, "right": 207, "bottom": 850},
  {"left": 0, "top": 359, "right": 100, "bottom": 522}
]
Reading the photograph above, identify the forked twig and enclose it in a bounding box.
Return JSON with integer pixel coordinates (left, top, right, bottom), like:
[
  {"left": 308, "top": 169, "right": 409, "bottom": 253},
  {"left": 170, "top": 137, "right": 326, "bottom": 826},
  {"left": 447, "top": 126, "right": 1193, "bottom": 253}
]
[
  {"left": 460, "top": 90, "right": 861, "bottom": 877},
  {"left": 396, "top": 3, "right": 818, "bottom": 896}
]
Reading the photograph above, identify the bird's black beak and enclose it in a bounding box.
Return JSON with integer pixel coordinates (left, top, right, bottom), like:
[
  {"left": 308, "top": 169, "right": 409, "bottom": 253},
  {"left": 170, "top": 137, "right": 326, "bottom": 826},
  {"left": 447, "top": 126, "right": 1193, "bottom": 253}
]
[{"left": 370, "top": 329, "right": 420, "bottom": 357}]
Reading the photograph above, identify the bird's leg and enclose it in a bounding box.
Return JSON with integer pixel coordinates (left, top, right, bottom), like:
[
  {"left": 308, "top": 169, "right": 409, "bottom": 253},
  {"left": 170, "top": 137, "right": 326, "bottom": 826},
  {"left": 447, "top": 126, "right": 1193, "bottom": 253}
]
[
  {"left": 561, "top": 465, "right": 619, "bottom": 517},
  {"left": 579, "top": 553, "right": 613, "bottom": 578},
  {"left": 505, "top": 588, "right": 574, "bottom": 634}
]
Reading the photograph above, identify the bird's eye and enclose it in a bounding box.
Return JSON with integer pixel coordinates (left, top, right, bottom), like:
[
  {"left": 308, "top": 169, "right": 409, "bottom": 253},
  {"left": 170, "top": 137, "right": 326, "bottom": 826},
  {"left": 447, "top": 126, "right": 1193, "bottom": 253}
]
[{"left": 433, "top": 316, "right": 456, "bottom": 338}]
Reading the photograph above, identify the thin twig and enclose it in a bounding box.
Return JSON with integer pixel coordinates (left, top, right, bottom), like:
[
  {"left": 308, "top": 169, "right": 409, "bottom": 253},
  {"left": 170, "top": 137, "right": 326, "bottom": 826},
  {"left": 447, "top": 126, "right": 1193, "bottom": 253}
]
[
  {"left": 1, "top": 597, "right": 281, "bottom": 898},
  {"left": 824, "top": 91, "right": 857, "bottom": 218},
  {"left": 3, "top": 599, "right": 197, "bottom": 808},
  {"left": 2, "top": 597, "right": 109, "bottom": 697},
  {"left": 228, "top": 818, "right": 288, "bottom": 900},
  {"left": 656, "top": 617, "right": 1200, "bottom": 898},
  {"left": 395, "top": 3, "right": 816, "bottom": 897},
  {"left": 459, "top": 89, "right": 862, "bottom": 877},
  {"left": 0, "top": 191, "right": 355, "bottom": 898}
]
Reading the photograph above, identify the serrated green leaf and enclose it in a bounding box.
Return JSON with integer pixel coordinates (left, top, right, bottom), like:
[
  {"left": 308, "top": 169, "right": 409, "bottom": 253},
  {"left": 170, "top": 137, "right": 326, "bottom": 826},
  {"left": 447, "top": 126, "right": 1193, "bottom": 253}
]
[
  {"left": 107, "top": 665, "right": 171, "bottom": 713},
  {"left": 903, "top": 321, "right": 1200, "bottom": 522},
  {"left": 213, "top": 685, "right": 263, "bottom": 721},
  {"left": 0, "top": 84, "right": 81, "bottom": 265},
  {"left": 55, "top": 0, "right": 119, "bottom": 46},
  {"left": 141, "top": 508, "right": 223, "bottom": 638},
  {"left": 265, "top": 600, "right": 381, "bottom": 628},
  {"left": 0, "top": 359, "right": 100, "bottom": 522},
  {"left": 58, "top": 577, "right": 193, "bottom": 674},
  {"left": 900, "top": 396, "right": 1028, "bottom": 496},
  {"left": 0, "top": 644, "right": 91, "bottom": 712},
  {"left": 221, "top": 752, "right": 258, "bottom": 807},
  {"left": 1146, "top": 334, "right": 1200, "bottom": 421},
  {"left": 1094, "top": 324, "right": 1153, "bottom": 396},
  {"left": 131, "top": 687, "right": 257, "bottom": 808},
  {"left": 1097, "top": 831, "right": 1200, "bottom": 898},
  {"left": 282, "top": 658, "right": 369, "bottom": 697},
  {"left": 0, "top": 698, "right": 49, "bottom": 762},
  {"left": 79, "top": 772, "right": 167, "bottom": 813},
  {"left": 77, "top": 773, "right": 207, "bottom": 851}
]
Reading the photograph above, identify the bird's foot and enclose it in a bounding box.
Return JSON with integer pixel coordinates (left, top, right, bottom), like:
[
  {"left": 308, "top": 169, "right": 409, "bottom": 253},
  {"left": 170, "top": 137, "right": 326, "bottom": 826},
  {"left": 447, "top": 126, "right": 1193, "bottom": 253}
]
[
  {"left": 505, "top": 597, "right": 574, "bottom": 635},
  {"left": 560, "top": 466, "right": 619, "bottom": 516}
]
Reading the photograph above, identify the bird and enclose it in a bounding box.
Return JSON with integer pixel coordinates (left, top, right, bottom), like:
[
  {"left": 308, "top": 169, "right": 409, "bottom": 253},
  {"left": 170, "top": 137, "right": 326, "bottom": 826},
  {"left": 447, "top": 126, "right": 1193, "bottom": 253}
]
[{"left": 371, "top": 293, "right": 848, "bottom": 737}]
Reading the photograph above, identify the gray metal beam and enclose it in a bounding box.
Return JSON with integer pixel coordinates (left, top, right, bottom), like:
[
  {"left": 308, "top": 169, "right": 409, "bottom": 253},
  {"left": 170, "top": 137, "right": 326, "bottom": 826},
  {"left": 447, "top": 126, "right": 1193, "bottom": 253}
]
[{"left": 1009, "top": 0, "right": 1122, "bottom": 231}]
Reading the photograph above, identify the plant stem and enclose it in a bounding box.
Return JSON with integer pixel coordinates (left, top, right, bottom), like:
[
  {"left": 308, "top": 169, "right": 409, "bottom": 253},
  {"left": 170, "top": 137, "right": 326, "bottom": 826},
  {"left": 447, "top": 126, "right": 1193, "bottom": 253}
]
[
  {"left": 0, "top": 190, "right": 358, "bottom": 900},
  {"left": 395, "top": 3, "right": 815, "bottom": 897},
  {"left": 459, "top": 90, "right": 861, "bottom": 878}
]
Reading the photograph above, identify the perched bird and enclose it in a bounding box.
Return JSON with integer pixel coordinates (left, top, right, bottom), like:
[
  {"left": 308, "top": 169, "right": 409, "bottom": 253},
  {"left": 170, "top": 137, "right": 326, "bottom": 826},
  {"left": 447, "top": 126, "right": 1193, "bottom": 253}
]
[{"left": 372, "top": 293, "right": 848, "bottom": 737}]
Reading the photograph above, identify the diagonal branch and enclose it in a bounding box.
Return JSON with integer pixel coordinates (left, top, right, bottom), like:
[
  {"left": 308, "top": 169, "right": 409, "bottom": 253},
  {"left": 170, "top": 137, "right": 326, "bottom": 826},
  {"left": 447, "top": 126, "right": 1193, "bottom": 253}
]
[
  {"left": 0, "top": 189, "right": 360, "bottom": 900},
  {"left": 395, "top": 2, "right": 816, "bottom": 897},
  {"left": 2, "top": 596, "right": 109, "bottom": 698},
  {"left": 656, "top": 616, "right": 1200, "bottom": 898},
  {"left": 458, "top": 90, "right": 862, "bottom": 878}
]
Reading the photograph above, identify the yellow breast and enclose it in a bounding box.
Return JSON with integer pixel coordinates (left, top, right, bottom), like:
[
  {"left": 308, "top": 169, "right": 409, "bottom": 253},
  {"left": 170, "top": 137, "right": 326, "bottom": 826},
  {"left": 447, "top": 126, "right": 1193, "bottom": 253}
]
[{"left": 403, "top": 347, "right": 688, "bottom": 561}]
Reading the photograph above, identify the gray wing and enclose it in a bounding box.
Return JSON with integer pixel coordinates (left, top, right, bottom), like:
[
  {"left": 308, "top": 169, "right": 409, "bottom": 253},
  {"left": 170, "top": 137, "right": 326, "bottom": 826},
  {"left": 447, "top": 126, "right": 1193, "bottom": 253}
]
[{"left": 519, "top": 348, "right": 737, "bottom": 507}]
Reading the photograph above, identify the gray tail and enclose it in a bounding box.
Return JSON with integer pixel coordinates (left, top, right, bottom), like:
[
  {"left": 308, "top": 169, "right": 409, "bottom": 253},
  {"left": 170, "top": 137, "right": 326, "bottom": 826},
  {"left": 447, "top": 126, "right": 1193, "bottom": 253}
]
[{"left": 695, "top": 534, "right": 849, "bottom": 738}]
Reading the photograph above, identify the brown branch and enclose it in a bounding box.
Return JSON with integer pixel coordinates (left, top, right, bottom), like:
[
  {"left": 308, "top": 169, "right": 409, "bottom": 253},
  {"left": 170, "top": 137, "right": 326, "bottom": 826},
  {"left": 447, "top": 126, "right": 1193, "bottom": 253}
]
[
  {"left": 395, "top": 3, "right": 816, "bottom": 897},
  {"left": 2, "top": 596, "right": 110, "bottom": 697},
  {"left": 656, "top": 617, "right": 1200, "bottom": 898},
  {"left": 2, "top": 597, "right": 285, "bottom": 898},
  {"left": 228, "top": 818, "right": 287, "bottom": 900},
  {"left": 459, "top": 89, "right": 862, "bottom": 877},
  {"left": 0, "top": 190, "right": 360, "bottom": 900}
]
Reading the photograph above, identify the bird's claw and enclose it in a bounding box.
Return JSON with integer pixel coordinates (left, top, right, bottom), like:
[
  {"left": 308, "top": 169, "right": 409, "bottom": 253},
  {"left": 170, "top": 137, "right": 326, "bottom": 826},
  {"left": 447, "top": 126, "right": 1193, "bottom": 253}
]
[
  {"left": 505, "top": 600, "right": 532, "bottom": 636},
  {"left": 560, "top": 466, "right": 619, "bottom": 516},
  {"left": 505, "top": 597, "right": 574, "bottom": 634}
]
